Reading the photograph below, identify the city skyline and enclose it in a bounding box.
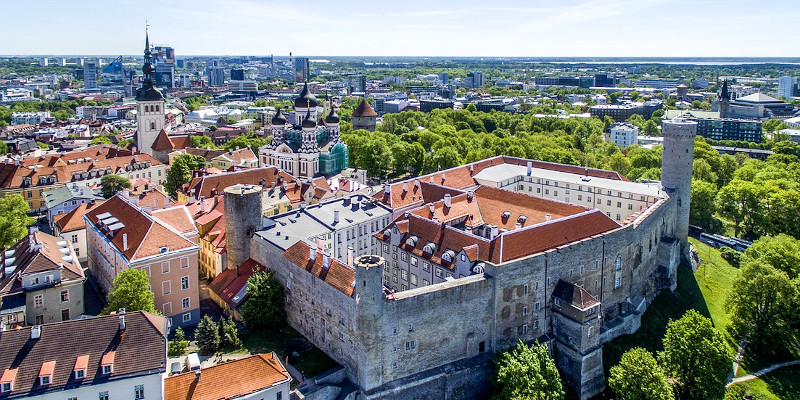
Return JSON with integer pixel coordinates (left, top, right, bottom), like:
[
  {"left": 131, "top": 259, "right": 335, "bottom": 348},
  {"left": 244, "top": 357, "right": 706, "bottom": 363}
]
[{"left": 4, "top": 0, "right": 798, "bottom": 58}]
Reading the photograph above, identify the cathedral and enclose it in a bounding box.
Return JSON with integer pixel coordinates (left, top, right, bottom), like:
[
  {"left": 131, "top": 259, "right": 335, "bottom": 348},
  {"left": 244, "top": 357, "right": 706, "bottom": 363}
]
[{"left": 258, "top": 83, "right": 349, "bottom": 179}]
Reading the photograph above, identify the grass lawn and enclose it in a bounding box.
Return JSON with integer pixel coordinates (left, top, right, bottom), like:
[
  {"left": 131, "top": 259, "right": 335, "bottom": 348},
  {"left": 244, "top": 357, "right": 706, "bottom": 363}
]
[
  {"left": 603, "top": 238, "right": 800, "bottom": 399},
  {"left": 232, "top": 326, "right": 339, "bottom": 378}
]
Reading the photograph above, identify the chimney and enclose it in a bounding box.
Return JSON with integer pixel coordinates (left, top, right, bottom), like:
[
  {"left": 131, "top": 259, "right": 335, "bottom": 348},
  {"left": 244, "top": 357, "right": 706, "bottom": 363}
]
[
  {"left": 31, "top": 325, "right": 41, "bottom": 340},
  {"left": 443, "top": 194, "right": 451, "bottom": 208},
  {"left": 414, "top": 179, "right": 420, "bottom": 188},
  {"left": 546, "top": 214, "right": 552, "bottom": 221},
  {"left": 119, "top": 315, "right": 126, "bottom": 331},
  {"left": 333, "top": 210, "right": 340, "bottom": 224},
  {"left": 402, "top": 182, "right": 408, "bottom": 192},
  {"left": 429, "top": 176, "right": 434, "bottom": 184},
  {"left": 121, "top": 189, "right": 130, "bottom": 199},
  {"left": 123, "top": 234, "right": 128, "bottom": 252},
  {"left": 347, "top": 246, "right": 354, "bottom": 267},
  {"left": 309, "top": 246, "right": 317, "bottom": 262},
  {"left": 428, "top": 203, "right": 435, "bottom": 214},
  {"left": 353, "top": 197, "right": 360, "bottom": 210},
  {"left": 322, "top": 254, "right": 330, "bottom": 269},
  {"left": 153, "top": 197, "right": 159, "bottom": 209},
  {"left": 195, "top": 370, "right": 201, "bottom": 382},
  {"left": 165, "top": 197, "right": 171, "bottom": 208},
  {"left": 441, "top": 173, "right": 446, "bottom": 183},
  {"left": 469, "top": 165, "right": 474, "bottom": 175},
  {"left": 527, "top": 161, "right": 532, "bottom": 176},
  {"left": 383, "top": 183, "right": 390, "bottom": 195},
  {"left": 199, "top": 198, "right": 205, "bottom": 213}
]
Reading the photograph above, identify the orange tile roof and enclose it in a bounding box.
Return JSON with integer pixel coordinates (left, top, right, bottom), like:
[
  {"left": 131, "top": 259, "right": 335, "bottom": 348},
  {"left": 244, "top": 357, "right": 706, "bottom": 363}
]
[
  {"left": 38, "top": 361, "right": 55, "bottom": 378},
  {"left": 20, "top": 145, "right": 132, "bottom": 168},
  {"left": 152, "top": 206, "right": 197, "bottom": 235},
  {"left": 352, "top": 99, "right": 377, "bottom": 117},
  {"left": 282, "top": 242, "right": 355, "bottom": 297},
  {"left": 73, "top": 355, "right": 89, "bottom": 371},
  {"left": 54, "top": 200, "right": 105, "bottom": 233},
  {"left": 136, "top": 189, "right": 170, "bottom": 210},
  {"left": 84, "top": 196, "right": 198, "bottom": 261},
  {"left": 376, "top": 187, "right": 621, "bottom": 265},
  {"left": 213, "top": 148, "right": 258, "bottom": 165},
  {"left": 101, "top": 350, "right": 115, "bottom": 367},
  {"left": 151, "top": 130, "right": 191, "bottom": 152},
  {"left": 164, "top": 353, "right": 289, "bottom": 400},
  {"left": 0, "top": 368, "right": 17, "bottom": 384},
  {"left": 182, "top": 167, "right": 294, "bottom": 199}
]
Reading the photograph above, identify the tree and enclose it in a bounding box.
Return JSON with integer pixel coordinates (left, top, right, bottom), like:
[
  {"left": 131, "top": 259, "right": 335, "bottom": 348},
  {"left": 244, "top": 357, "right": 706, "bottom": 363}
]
[
  {"left": 164, "top": 153, "right": 206, "bottom": 196},
  {"left": 0, "top": 141, "right": 9, "bottom": 154},
  {"left": 220, "top": 316, "right": 241, "bottom": 349},
  {"left": 609, "top": 347, "right": 673, "bottom": 400},
  {"left": 690, "top": 180, "right": 718, "bottom": 231},
  {"left": 241, "top": 269, "right": 285, "bottom": 328},
  {"left": 90, "top": 135, "right": 112, "bottom": 145},
  {"left": 493, "top": 340, "right": 564, "bottom": 400},
  {"left": 762, "top": 119, "right": 789, "bottom": 134},
  {"left": 190, "top": 134, "right": 215, "bottom": 149},
  {"left": 715, "top": 180, "right": 763, "bottom": 237},
  {"left": 195, "top": 315, "right": 220, "bottom": 355},
  {"left": 0, "top": 194, "right": 34, "bottom": 250},
  {"left": 727, "top": 262, "right": 798, "bottom": 354},
  {"left": 100, "top": 174, "right": 132, "bottom": 199},
  {"left": 660, "top": 310, "right": 733, "bottom": 400},
  {"left": 739, "top": 234, "right": 800, "bottom": 278},
  {"left": 168, "top": 327, "right": 189, "bottom": 357},
  {"left": 103, "top": 268, "right": 157, "bottom": 314}
]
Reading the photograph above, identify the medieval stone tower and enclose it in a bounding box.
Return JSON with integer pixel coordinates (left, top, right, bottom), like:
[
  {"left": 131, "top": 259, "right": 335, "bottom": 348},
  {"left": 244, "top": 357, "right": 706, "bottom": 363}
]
[
  {"left": 661, "top": 118, "right": 697, "bottom": 256},
  {"left": 353, "top": 255, "right": 386, "bottom": 391},
  {"left": 135, "top": 29, "right": 165, "bottom": 156},
  {"left": 223, "top": 184, "right": 262, "bottom": 271}
]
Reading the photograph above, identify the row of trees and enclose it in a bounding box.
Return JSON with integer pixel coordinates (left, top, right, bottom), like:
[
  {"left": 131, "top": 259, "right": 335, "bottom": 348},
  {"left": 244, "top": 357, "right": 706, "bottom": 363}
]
[{"left": 608, "top": 310, "right": 733, "bottom": 400}]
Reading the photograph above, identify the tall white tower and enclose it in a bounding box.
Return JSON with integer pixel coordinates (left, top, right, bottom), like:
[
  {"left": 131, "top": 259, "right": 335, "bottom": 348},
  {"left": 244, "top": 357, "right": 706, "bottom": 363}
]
[
  {"left": 661, "top": 118, "right": 697, "bottom": 256},
  {"left": 135, "top": 29, "right": 165, "bottom": 156}
]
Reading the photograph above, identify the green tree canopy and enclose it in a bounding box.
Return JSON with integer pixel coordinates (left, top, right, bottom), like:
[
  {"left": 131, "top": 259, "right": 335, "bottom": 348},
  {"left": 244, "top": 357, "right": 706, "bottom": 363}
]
[
  {"left": 241, "top": 269, "right": 285, "bottom": 328},
  {"left": 195, "top": 315, "right": 220, "bottom": 355},
  {"left": 190, "top": 134, "right": 216, "bottom": 149},
  {"left": 90, "top": 135, "right": 112, "bottom": 145},
  {"left": 103, "top": 268, "right": 157, "bottom": 314},
  {"left": 690, "top": 180, "right": 719, "bottom": 232},
  {"left": 660, "top": 309, "right": 733, "bottom": 400},
  {"left": 0, "top": 194, "right": 34, "bottom": 250},
  {"left": 493, "top": 340, "right": 564, "bottom": 400},
  {"left": 100, "top": 174, "right": 132, "bottom": 199},
  {"left": 168, "top": 327, "right": 189, "bottom": 357},
  {"left": 164, "top": 153, "right": 207, "bottom": 196},
  {"left": 609, "top": 347, "right": 673, "bottom": 400}
]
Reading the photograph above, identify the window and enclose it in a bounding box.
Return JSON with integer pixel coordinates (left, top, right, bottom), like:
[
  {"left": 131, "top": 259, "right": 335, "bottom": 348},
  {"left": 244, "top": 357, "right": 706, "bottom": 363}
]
[
  {"left": 162, "top": 281, "right": 171, "bottom": 295},
  {"left": 435, "top": 268, "right": 443, "bottom": 278},
  {"left": 607, "top": 200, "right": 612, "bottom": 206},
  {"left": 1, "top": 382, "right": 12, "bottom": 393},
  {"left": 34, "top": 295, "right": 43, "bottom": 308},
  {"left": 71, "top": 234, "right": 78, "bottom": 243},
  {"left": 180, "top": 257, "right": 189, "bottom": 269},
  {"left": 628, "top": 204, "right": 633, "bottom": 210},
  {"left": 383, "top": 244, "right": 389, "bottom": 253},
  {"left": 588, "top": 327, "right": 594, "bottom": 337},
  {"left": 61, "top": 289, "right": 69, "bottom": 302},
  {"left": 534, "top": 302, "right": 540, "bottom": 312},
  {"left": 523, "top": 284, "right": 529, "bottom": 295},
  {"left": 586, "top": 307, "right": 596, "bottom": 317},
  {"left": 99, "top": 391, "right": 109, "bottom": 400},
  {"left": 614, "top": 274, "right": 621, "bottom": 289},
  {"left": 163, "top": 302, "right": 172, "bottom": 315},
  {"left": 410, "top": 257, "right": 418, "bottom": 267},
  {"left": 401, "top": 253, "right": 408, "bottom": 261},
  {"left": 182, "top": 298, "right": 190, "bottom": 310},
  {"left": 523, "top": 306, "right": 528, "bottom": 316},
  {"left": 40, "top": 376, "right": 50, "bottom": 385},
  {"left": 161, "top": 262, "right": 170, "bottom": 274},
  {"left": 518, "top": 323, "right": 528, "bottom": 335},
  {"left": 277, "top": 392, "right": 282, "bottom": 400},
  {"left": 423, "top": 262, "right": 431, "bottom": 272},
  {"left": 62, "top": 309, "right": 70, "bottom": 321},
  {"left": 181, "top": 276, "right": 189, "bottom": 290},
  {"left": 405, "top": 339, "right": 417, "bottom": 351},
  {"left": 554, "top": 298, "right": 561, "bottom": 308},
  {"left": 617, "top": 201, "right": 622, "bottom": 208},
  {"left": 75, "top": 369, "right": 85, "bottom": 379},
  {"left": 401, "top": 270, "right": 407, "bottom": 280},
  {"left": 423, "top": 279, "right": 430, "bottom": 286},
  {"left": 182, "top": 313, "right": 191, "bottom": 322},
  {"left": 615, "top": 255, "right": 622, "bottom": 271},
  {"left": 102, "top": 365, "right": 112, "bottom": 375},
  {"left": 135, "top": 385, "right": 144, "bottom": 400},
  {"left": 410, "top": 273, "right": 417, "bottom": 285}
]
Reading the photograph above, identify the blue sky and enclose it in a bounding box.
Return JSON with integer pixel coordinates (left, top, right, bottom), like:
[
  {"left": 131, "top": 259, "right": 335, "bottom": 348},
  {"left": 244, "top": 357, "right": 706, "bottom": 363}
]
[{"left": 5, "top": 0, "right": 798, "bottom": 57}]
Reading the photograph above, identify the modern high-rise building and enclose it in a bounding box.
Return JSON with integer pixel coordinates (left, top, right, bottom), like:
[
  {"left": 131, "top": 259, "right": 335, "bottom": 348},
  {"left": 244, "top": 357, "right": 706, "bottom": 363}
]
[
  {"left": 465, "top": 71, "right": 485, "bottom": 89},
  {"left": 230, "top": 67, "right": 245, "bottom": 81},
  {"left": 205, "top": 59, "right": 225, "bottom": 86},
  {"left": 83, "top": 58, "right": 99, "bottom": 90},
  {"left": 294, "top": 57, "right": 309, "bottom": 82},
  {"left": 778, "top": 76, "right": 797, "bottom": 99},
  {"left": 152, "top": 45, "right": 176, "bottom": 88}
]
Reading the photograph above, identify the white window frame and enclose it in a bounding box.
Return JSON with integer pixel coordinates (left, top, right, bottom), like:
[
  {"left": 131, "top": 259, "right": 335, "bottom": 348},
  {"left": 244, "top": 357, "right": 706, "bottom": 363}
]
[
  {"left": 182, "top": 313, "right": 191, "bottom": 323},
  {"left": 182, "top": 297, "right": 190, "bottom": 310},
  {"left": 181, "top": 276, "right": 190, "bottom": 290}
]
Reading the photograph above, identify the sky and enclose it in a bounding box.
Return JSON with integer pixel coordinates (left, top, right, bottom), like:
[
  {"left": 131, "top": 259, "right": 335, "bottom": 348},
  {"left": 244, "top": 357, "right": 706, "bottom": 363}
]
[{"left": 4, "top": 0, "right": 799, "bottom": 57}]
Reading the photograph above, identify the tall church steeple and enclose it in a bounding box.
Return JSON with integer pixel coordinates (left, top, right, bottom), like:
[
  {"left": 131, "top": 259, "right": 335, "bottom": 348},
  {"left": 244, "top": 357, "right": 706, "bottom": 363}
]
[
  {"left": 719, "top": 79, "right": 730, "bottom": 118},
  {"left": 135, "top": 27, "right": 166, "bottom": 156}
]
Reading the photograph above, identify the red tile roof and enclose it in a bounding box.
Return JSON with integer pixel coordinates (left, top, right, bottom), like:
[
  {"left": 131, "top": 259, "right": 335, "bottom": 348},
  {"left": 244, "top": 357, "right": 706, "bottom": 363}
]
[
  {"left": 282, "top": 242, "right": 355, "bottom": 297},
  {"left": 164, "top": 353, "right": 289, "bottom": 400},
  {"left": 208, "top": 259, "right": 261, "bottom": 308},
  {"left": 151, "top": 130, "right": 191, "bottom": 152},
  {"left": 552, "top": 279, "right": 600, "bottom": 309},
  {"left": 84, "top": 196, "right": 197, "bottom": 262},
  {"left": 352, "top": 99, "right": 377, "bottom": 117},
  {"left": 0, "top": 231, "right": 85, "bottom": 297},
  {"left": 54, "top": 200, "right": 105, "bottom": 233}
]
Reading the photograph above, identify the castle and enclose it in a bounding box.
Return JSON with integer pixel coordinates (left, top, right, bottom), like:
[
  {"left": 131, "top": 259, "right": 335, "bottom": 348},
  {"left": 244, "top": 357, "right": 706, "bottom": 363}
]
[
  {"left": 226, "top": 119, "right": 696, "bottom": 399},
  {"left": 258, "top": 84, "right": 349, "bottom": 178}
]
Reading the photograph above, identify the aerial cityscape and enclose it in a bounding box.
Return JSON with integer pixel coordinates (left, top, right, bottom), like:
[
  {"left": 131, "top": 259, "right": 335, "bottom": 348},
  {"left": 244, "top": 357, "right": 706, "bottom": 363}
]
[{"left": 1, "top": 2, "right": 799, "bottom": 400}]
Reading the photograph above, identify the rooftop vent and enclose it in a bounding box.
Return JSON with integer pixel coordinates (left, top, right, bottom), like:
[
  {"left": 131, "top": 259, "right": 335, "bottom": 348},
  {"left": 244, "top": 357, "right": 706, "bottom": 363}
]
[
  {"left": 31, "top": 325, "right": 41, "bottom": 340},
  {"left": 501, "top": 211, "right": 511, "bottom": 219}
]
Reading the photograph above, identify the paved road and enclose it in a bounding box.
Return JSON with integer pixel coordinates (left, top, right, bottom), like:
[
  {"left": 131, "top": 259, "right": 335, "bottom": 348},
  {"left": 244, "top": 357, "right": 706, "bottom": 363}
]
[{"left": 728, "top": 360, "right": 800, "bottom": 387}]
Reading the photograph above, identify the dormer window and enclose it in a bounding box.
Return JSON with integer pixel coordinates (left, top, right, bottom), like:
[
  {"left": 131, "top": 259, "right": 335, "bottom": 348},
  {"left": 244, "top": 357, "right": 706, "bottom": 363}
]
[
  {"left": 101, "top": 350, "right": 115, "bottom": 375},
  {"left": 74, "top": 355, "right": 88, "bottom": 380},
  {"left": 38, "top": 361, "right": 55, "bottom": 386},
  {"left": 75, "top": 369, "right": 85, "bottom": 379},
  {"left": 1, "top": 368, "right": 17, "bottom": 393}
]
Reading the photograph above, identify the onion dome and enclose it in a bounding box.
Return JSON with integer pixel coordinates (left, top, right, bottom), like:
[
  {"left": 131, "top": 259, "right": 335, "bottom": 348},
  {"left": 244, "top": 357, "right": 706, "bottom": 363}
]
[
  {"left": 324, "top": 107, "right": 340, "bottom": 124},
  {"left": 301, "top": 109, "right": 317, "bottom": 129},
  {"left": 271, "top": 108, "right": 287, "bottom": 126},
  {"left": 294, "top": 82, "right": 319, "bottom": 108}
]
